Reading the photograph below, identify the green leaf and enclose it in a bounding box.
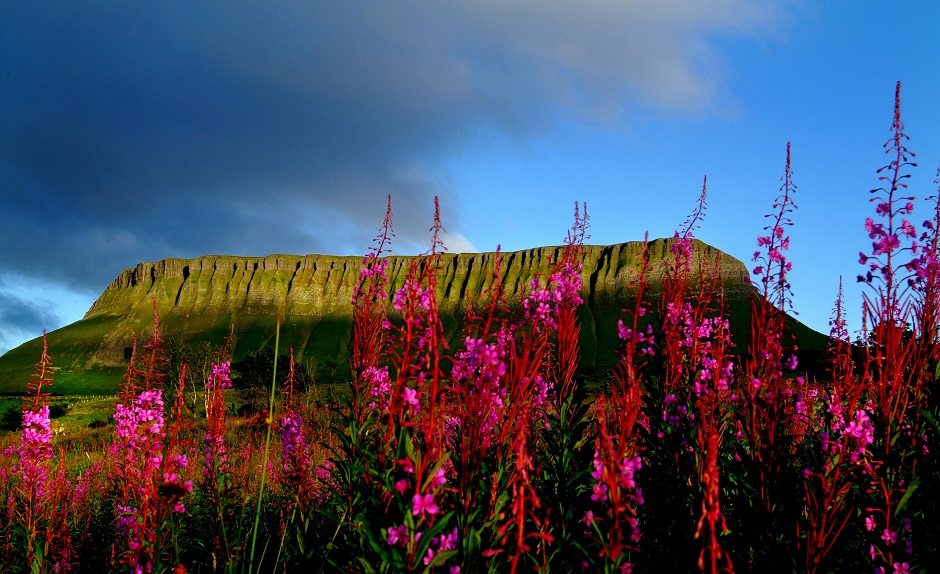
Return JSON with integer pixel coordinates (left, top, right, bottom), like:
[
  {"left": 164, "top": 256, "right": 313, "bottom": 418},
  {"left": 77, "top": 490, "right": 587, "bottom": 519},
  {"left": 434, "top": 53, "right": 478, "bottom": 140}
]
[
  {"left": 919, "top": 407, "right": 940, "bottom": 433},
  {"left": 896, "top": 480, "right": 919, "bottom": 515}
]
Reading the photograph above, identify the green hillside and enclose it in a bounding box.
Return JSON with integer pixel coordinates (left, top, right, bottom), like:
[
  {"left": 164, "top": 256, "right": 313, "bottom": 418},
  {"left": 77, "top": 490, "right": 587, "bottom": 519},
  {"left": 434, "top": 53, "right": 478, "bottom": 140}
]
[{"left": 0, "top": 238, "right": 829, "bottom": 394}]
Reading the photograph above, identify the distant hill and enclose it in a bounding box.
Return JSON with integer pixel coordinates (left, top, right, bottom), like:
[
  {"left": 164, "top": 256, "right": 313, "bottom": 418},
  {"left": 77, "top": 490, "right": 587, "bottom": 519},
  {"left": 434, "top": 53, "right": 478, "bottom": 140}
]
[{"left": 0, "top": 238, "right": 830, "bottom": 394}]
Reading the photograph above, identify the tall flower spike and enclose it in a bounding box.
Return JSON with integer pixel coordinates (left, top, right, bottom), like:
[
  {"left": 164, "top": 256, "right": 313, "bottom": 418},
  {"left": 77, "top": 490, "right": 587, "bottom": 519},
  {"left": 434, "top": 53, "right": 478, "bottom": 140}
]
[
  {"left": 139, "top": 299, "right": 166, "bottom": 393},
  {"left": 372, "top": 194, "right": 395, "bottom": 257},
  {"left": 352, "top": 196, "right": 393, "bottom": 375},
  {"left": 859, "top": 81, "right": 920, "bottom": 319},
  {"left": 752, "top": 142, "right": 798, "bottom": 314},
  {"left": 428, "top": 195, "right": 447, "bottom": 256},
  {"left": 26, "top": 331, "right": 54, "bottom": 411},
  {"left": 679, "top": 176, "right": 708, "bottom": 240}
]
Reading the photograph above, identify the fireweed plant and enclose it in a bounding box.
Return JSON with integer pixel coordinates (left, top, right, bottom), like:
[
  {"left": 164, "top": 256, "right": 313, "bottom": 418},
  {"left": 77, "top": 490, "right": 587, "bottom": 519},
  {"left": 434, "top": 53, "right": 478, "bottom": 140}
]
[
  {"left": 109, "top": 303, "right": 195, "bottom": 573},
  {"left": 7, "top": 332, "right": 65, "bottom": 573},
  {"left": 638, "top": 178, "right": 736, "bottom": 573},
  {"left": 722, "top": 143, "right": 808, "bottom": 569},
  {"left": 5, "top": 84, "right": 940, "bottom": 573},
  {"left": 855, "top": 82, "right": 933, "bottom": 574}
]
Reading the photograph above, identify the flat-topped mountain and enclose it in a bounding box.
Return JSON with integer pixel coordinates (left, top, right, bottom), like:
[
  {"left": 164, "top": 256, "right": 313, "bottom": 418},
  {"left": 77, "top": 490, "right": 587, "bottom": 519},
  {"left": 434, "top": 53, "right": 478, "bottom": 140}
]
[{"left": 0, "top": 238, "right": 828, "bottom": 394}]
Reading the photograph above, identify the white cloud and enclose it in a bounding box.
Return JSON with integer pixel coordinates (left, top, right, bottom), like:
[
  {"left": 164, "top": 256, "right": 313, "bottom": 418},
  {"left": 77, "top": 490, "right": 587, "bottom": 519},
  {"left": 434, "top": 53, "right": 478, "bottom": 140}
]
[{"left": 439, "top": 230, "right": 479, "bottom": 254}]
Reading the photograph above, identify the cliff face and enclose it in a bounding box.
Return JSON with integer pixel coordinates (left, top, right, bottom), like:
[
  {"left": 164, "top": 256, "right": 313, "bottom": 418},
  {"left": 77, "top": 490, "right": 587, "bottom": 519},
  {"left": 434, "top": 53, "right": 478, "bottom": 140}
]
[
  {"left": 77, "top": 238, "right": 753, "bottom": 367},
  {"left": 90, "top": 239, "right": 750, "bottom": 318}
]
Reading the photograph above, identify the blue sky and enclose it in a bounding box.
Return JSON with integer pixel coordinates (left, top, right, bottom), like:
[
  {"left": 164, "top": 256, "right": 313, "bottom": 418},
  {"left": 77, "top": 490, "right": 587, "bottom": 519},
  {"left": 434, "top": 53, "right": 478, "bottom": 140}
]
[{"left": 1, "top": 1, "right": 939, "bottom": 355}]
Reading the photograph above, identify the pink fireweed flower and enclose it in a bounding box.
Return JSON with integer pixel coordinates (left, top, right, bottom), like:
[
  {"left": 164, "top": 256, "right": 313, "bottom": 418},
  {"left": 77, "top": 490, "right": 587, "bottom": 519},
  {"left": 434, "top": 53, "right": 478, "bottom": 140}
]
[
  {"left": 882, "top": 529, "right": 897, "bottom": 544},
  {"left": 866, "top": 515, "right": 877, "bottom": 531},
  {"left": 844, "top": 409, "right": 875, "bottom": 463},
  {"left": 387, "top": 524, "right": 408, "bottom": 546},
  {"left": 529, "top": 375, "right": 555, "bottom": 428},
  {"left": 393, "top": 279, "right": 431, "bottom": 312},
  {"left": 207, "top": 361, "right": 232, "bottom": 390},
  {"left": 618, "top": 320, "right": 655, "bottom": 355},
  {"left": 424, "top": 548, "right": 437, "bottom": 566},
  {"left": 363, "top": 365, "right": 391, "bottom": 412},
  {"left": 353, "top": 254, "right": 390, "bottom": 304},
  {"left": 14, "top": 405, "right": 54, "bottom": 500},
  {"left": 412, "top": 492, "right": 439, "bottom": 516},
  {"left": 423, "top": 527, "right": 460, "bottom": 565},
  {"left": 114, "top": 390, "right": 166, "bottom": 462},
  {"left": 521, "top": 262, "right": 583, "bottom": 330},
  {"left": 439, "top": 527, "right": 459, "bottom": 551},
  {"left": 873, "top": 234, "right": 901, "bottom": 256},
  {"left": 894, "top": 563, "right": 911, "bottom": 574},
  {"left": 619, "top": 456, "right": 641, "bottom": 489},
  {"left": 900, "top": 219, "right": 917, "bottom": 238},
  {"left": 399, "top": 457, "right": 415, "bottom": 474},
  {"left": 402, "top": 386, "right": 420, "bottom": 416},
  {"left": 279, "top": 410, "right": 311, "bottom": 494},
  {"left": 450, "top": 335, "right": 508, "bottom": 448}
]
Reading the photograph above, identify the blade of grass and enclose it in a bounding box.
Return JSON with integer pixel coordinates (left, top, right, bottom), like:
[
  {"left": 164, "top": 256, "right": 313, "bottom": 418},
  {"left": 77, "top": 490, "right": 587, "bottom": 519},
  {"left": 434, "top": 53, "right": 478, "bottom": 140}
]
[{"left": 249, "top": 309, "right": 281, "bottom": 572}]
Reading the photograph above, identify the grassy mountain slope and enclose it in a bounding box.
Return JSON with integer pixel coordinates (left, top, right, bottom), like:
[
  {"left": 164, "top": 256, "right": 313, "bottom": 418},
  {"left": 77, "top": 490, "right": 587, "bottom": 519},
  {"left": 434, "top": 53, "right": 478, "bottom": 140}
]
[{"left": 0, "top": 238, "right": 829, "bottom": 394}]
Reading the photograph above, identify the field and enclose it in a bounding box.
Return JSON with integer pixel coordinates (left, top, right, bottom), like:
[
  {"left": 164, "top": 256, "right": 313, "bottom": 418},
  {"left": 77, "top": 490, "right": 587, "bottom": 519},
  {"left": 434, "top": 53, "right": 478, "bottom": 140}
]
[{"left": 2, "top": 85, "right": 940, "bottom": 573}]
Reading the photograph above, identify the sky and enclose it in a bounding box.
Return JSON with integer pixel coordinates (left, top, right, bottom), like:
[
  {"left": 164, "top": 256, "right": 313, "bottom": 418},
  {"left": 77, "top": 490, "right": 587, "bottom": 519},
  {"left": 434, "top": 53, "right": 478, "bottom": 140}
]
[{"left": 1, "top": 1, "right": 939, "bottom": 356}]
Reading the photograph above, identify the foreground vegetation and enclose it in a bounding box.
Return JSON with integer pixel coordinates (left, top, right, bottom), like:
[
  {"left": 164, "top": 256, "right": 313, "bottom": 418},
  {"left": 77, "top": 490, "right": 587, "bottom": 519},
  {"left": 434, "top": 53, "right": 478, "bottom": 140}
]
[{"left": 3, "top": 83, "right": 940, "bottom": 573}]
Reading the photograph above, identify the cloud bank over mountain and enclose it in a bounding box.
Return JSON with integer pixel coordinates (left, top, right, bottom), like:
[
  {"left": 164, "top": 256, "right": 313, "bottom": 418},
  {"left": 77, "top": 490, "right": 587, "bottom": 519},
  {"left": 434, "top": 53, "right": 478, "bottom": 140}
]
[{"left": 1, "top": 1, "right": 797, "bottom": 354}]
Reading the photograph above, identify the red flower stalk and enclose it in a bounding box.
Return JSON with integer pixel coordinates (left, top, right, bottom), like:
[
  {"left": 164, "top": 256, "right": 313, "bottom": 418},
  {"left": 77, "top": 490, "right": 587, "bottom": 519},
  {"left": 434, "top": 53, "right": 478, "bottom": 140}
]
[
  {"left": 351, "top": 194, "right": 393, "bottom": 383},
  {"left": 112, "top": 389, "right": 167, "bottom": 571},
  {"left": 553, "top": 201, "right": 589, "bottom": 408},
  {"left": 736, "top": 142, "right": 802, "bottom": 514},
  {"left": 45, "top": 448, "right": 75, "bottom": 571},
  {"left": 139, "top": 299, "right": 167, "bottom": 393},
  {"left": 109, "top": 355, "right": 192, "bottom": 573},
  {"left": 119, "top": 335, "right": 142, "bottom": 406},
  {"left": 690, "top": 310, "right": 735, "bottom": 574},
  {"left": 582, "top": 235, "right": 651, "bottom": 571},
  {"left": 858, "top": 82, "right": 928, "bottom": 572},
  {"left": 12, "top": 332, "right": 57, "bottom": 574},
  {"left": 163, "top": 365, "right": 194, "bottom": 512},
  {"left": 25, "top": 330, "right": 53, "bottom": 411},
  {"left": 385, "top": 246, "right": 447, "bottom": 450},
  {"left": 449, "top": 247, "right": 510, "bottom": 513},
  {"left": 279, "top": 348, "right": 314, "bottom": 511},
  {"left": 800, "top": 280, "right": 867, "bottom": 573},
  {"left": 660, "top": 177, "right": 709, "bottom": 396},
  {"left": 588, "top": 393, "right": 644, "bottom": 570}
]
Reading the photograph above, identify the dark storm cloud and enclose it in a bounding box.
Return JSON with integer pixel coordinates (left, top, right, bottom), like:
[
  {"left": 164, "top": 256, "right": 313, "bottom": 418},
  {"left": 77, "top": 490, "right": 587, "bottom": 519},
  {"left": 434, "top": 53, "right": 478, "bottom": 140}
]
[{"left": 1, "top": 1, "right": 777, "bottom": 295}]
